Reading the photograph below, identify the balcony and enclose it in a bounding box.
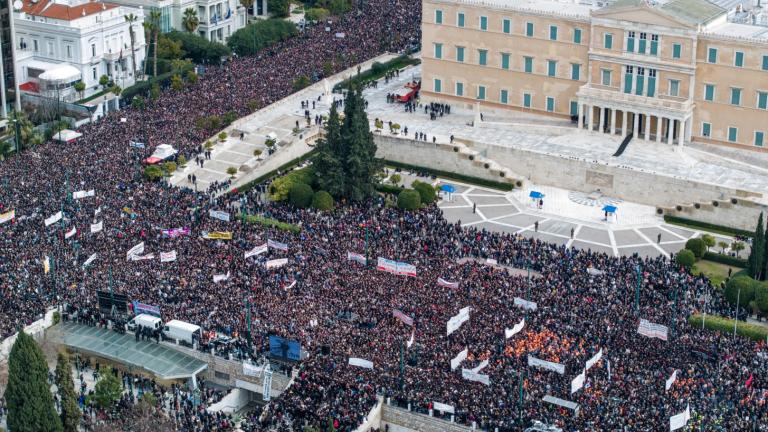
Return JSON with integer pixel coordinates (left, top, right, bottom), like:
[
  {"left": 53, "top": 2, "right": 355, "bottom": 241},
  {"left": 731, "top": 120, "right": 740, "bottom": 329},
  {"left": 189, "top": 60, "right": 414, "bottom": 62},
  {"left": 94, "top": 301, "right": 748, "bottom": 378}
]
[
  {"left": 103, "top": 51, "right": 121, "bottom": 61},
  {"left": 576, "top": 83, "right": 694, "bottom": 116}
]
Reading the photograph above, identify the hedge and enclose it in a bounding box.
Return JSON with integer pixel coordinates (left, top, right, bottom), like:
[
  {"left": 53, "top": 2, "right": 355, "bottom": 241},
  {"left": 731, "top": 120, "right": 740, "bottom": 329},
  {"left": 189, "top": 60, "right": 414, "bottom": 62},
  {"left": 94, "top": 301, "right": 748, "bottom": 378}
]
[
  {"left": 233, "top": 149, "right": 318, "bottom": 194},
  {"left": 333, "top": 55, "right": 421, "bottom": 91},
  {"left": 376, "top": 184, "right": 403, "bottom": 195},
  {"left": 688, "top": 314, "right": 768, "bottom": 341},
  {"left": 703, "top": 251, "right": 748, "bottom": 268},
  {"left": 238, "top": 214, "right": 301, "bottom": 233},
  {"left": 663, "top": 215, "right": 753, "bottom": 239},
  {"left": 382, "top": 160, "right": 514, "bottom": 191}
]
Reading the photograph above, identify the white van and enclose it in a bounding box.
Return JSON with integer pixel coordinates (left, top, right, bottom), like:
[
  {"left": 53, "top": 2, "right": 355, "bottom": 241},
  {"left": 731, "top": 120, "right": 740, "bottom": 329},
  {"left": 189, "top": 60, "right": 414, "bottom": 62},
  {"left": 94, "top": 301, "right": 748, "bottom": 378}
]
[
  {"left": 163, "top": 320, "right": 202, "bottom": 346},
  {"left": 127, "top": 314, "right": 162, "bottom": 332}
]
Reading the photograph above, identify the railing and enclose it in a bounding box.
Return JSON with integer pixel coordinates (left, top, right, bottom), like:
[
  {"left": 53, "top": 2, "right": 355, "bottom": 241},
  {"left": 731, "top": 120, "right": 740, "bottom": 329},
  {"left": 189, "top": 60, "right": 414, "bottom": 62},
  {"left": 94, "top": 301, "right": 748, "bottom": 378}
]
[{"left": 578, "top": 84, "right": 693, "bottom": 112}]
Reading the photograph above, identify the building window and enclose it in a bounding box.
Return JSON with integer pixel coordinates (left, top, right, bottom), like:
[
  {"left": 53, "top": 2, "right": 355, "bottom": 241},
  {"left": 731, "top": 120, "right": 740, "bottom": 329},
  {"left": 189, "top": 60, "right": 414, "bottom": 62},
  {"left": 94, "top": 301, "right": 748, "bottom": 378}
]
[
  {"left": 704, "top": 84, "right": 715, "bottom": 102},
  {"left": 66, "top": 45, "right": 72, "bottom": 59},
  {"left": 707, "top": 47, "right": 717, "bottom": 64},
  {"left": 435, "top": 9, "right": 443, "bottom": 24},
  {"left": 433, "top": 43, "right": 442, "bottom": 59},
  {"left": 601, "top": 69, "right": 611, "bottom": 86},
  {"left": 647, "top": 69, "right": 656, "bottom": 97},
  {"left": 650, "top": 34, "right": 658, "bottom": 55},
  {"left": 570, "top": 101, "right": 578, "bottom": 116},
  {"left": 546, "top": 97, "right": 555, "bottom": 112},
  {"left": 755, "top": 131, "right": 765, "bottom": 147},
  {"left": 501, "top": 53, "right": 510, "bottom": 70},
  {"left": 573, "top": 28, "right": 582, "bottom": 44},
  {"left": 500, "top": 89, "right": 508, "bottom": 104},
  {"left": 624, "top": 66, "right": 634, "bottom": 94},
  {"left": 526, "top": 22, "right": 534, "bottom": 37},
  {"left": 638, "top": 32, "right": 647, "bottom": 54},
  {"left": 524, "top": 56, "right": 533, "bottom": 73},
  {"left": 457, "top": 12, "right": 465, "bottom": 27},
  {"left": 669, "top": 79, "right": 680, "bottom": 97},
  {"left": 47, "top": 41, "right": 54, "bottom": 55},
  {"left": 763, "top": 55, "right": 768, "bottom": 70},
  {"left": 434, "top": 78, "right": 442, "bottom": 93},
  {"left": 549, "top": 26, "right": 558, "bottom": 41},
  {"left": 571, "top": 64, "right": 580, "bottom": 80},
  {"left": 728, "top": 127, "right": 738, "bottom": 142},
  {"left": 478, "top": 50, "right": 488, "bottom": 66},
  {"left": 635, "top": 67, "right": 645, "bottom": 96},
  {"left": 456, "top": 82, "right": 464, "bottom": 96},
  {"left": 547, "top": 60, "right": 557, "bottom": 77},
  {"left": 626, "top": 31, "right": 635, "bottom": 52},
  {"left": 734, "top": 51, "right": 744, "bottom": 68},
  {"left": 456, "top": 46, "right": 465, "bottom": 62},
  {"left": 730, "top": 88, "right": 742, "bottom": 106},
  {"left": 523, "top": 92, "right": 532, "bottom": 108},
  {"left": 480, "top": 16, "right": 488, "bottom": 31},
  {"left": 92, "top": 67, "right": 97, "bottom": 80},
  {"left": 502, "top": 18, "right": 511, "bottom": 34},
  {"left": 672, "top": 43, "right": 681, "bottom": 59},
  {"left": 604, "top": 33, "right": 613, "bottom": 49},
  {"left": 757, "top": 91, "right": 768, "bottom": 110},
  {"left": 477, "top": 85, "right": 486, "bottom": 100},
  {"left": 701, "top": 122, "right": 711, "bottom": 137},
  {"left": 92, "top": 43, "right": 96, "bottom": 57},
  {"left": 33, "top": 40, "right": 39, "bottom": 52}
]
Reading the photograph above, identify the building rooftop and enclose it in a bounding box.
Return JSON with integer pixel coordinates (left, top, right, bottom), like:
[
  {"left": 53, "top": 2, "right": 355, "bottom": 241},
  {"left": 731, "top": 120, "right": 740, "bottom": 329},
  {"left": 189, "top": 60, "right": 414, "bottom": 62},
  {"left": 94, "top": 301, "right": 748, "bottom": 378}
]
[
  {"left": 705, "top": 20, "right": 768, "bottom": 40},
  {"left": 437, "top": 0, "right": 598, "bottom": 18},
  {"left": 19, "top": 0, "right": 118, "bottom": 21},
  {"left": 660, "top": 0, "right": 726, "bottom": 25}
]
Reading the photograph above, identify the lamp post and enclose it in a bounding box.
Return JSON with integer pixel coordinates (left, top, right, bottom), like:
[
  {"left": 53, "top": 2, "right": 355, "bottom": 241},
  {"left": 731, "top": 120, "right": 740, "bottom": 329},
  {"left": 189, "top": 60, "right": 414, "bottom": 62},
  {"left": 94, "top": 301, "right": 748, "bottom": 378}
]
[
  {"left": 733, "top": 287, "right": 741, "bottom": 336},
  {"left": 12, "top": 115, "right": 21, "bottom": 153},
  {"left": 634, "top": 264, "right": 641, "bottom": 314},
  {"left": 245, "top": 297, "right": 252, "bottom": 354}
]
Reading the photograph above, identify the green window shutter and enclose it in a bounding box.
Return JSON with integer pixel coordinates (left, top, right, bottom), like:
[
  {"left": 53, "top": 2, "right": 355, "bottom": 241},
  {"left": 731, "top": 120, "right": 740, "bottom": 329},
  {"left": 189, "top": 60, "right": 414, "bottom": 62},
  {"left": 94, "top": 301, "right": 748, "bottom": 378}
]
[
  {"left": 728, "top": 127, "right": 737, "bottom": 142},
  {"left": 478, "top": 50, "right": 487, "bottom": 66},
  {"left": 503, "top": 19, "right": 510, "bottom": 34},
  {"left": 524, "top": 57, "right": 533, "bottom": 73},
  {"left": 570, "top": 101, "right": 578, "bottom": 116},
  {"left": 650, "top": 40, "right": 658, "bottom": 55},
  {"left": 456, "top": 47, "right": 464, "bottom": 62},
  {"left": 547, "top": 60, "right": 556, "bottom": 77},
  {"left": 635, "top": 74, "right": 644, "bottom": 95},
  {"left": 708, "top": 48, "right": 717, "bottom": 63},
  {"left": 435, "top": 10, "right": 442, "bottom": 24},
  {"left": 549, "top": 26, "right": 558, "bottom": 41},
  {"left": 480, "top": 16, "right": 487, "bottom": 31},
  {"left": 571, "top": 64, "right": 580, "bottom": 80},
  {"left": 735, "top": 51, "right": 744, "bottom": 67},
  {"left": 526, "top": 22, "right": 534, "bottom": 37},
  {"left": 702, "top": 123, "right": 711, "bottom": 137},
  {"left": 501, "top": 53, "right": 510, "bottom": 70},
  {"left": 477, "top": 86, "right": 485, "bottom": 100},
  {"left": 731, "top": 88, "right": 741, "bottom": 106},
  {"left": 457, "top": 13, "right": 464, "bottom": 27},
  {"left": 456, "top": 82, "right": 463, "bottom": 96},
  {"left": 705, "top": 85, "right": 714, "bottom": 101},
  {"left": 756, "top": 131, "right": 764, "bottom": 147},
  {"left": 605, "top": 34, "right": 613, "bottom": 49},
  {"left": 627, "top": 37, "right": 635, "bottom": 52},
  {"left": 624, "top": 73, "right": 633, "bottom": 93},
  {"left": 434, "top": 79, "right": 441, "bottom": 93},
  {"left": 523, "top": 93, "right": 531, "bottom": 108},
  {"left": 573, "top": 28, "right": 581, "bottom": 44},
  {"left": 638, "top": 39, "right": 646, "bottom": 54},
  {"left": 758, "top": 92, "right": 768, "bottom": 110},
  {"left": 763, "top": 55, "right": 768, "bottom": 70},
  {"left": 647, "top": 77, "right": 656, "bottom": 97},
  {"left": 500, "top": 89, "right": 508, "bottom": 104},
  {"left": 434, "top": 43, "right": 442, "bottom": 59},
  {"left": 546, "top": 97, "right": 554, "bottom": 112},
  {"left": 672, "top": 44, "right": 681, "bottom": 59}
]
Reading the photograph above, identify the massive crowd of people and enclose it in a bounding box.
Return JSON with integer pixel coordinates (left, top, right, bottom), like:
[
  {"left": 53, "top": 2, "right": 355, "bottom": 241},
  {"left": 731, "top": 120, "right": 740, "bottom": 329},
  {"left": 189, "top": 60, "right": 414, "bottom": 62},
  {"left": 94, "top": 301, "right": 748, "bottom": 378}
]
[{"left": 0, "top": 0, "right": 766, "bottom": 431}]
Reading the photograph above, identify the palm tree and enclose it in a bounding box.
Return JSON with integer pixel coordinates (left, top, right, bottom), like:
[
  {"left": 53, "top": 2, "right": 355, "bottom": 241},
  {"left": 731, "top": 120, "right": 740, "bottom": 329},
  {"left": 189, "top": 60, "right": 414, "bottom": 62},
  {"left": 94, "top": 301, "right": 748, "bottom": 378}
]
[
  {"left": 182, "top": 8, "right": 200, "bottom": 32},
  {"left": 149, "top": 10, "right": 162, "bottom": 78},
  {"left": 239, "top": 0, "right": 255, "bottom": 20},
  {"left": 124, "top": 13, "right": 138, "bottom": 79}
]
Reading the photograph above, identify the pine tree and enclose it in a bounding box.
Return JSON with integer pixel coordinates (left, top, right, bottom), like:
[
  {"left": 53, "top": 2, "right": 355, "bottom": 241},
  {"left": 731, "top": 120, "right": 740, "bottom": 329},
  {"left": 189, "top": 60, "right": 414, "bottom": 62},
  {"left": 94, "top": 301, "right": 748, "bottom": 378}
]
[
  {"left": 4, "top": 331, "right": 63, "bottom": 432},
  {"left": 748, "top": 212, "right": 764, "bottom": 280},
  {"left": 314, "top": 103, "right": 346, "bottom": 197},
  {"left": 55, "top": 353, "right": 81, "bottom": 432},
  {"left": 341, "top": 88, "right": 380, "bottom": 201}
]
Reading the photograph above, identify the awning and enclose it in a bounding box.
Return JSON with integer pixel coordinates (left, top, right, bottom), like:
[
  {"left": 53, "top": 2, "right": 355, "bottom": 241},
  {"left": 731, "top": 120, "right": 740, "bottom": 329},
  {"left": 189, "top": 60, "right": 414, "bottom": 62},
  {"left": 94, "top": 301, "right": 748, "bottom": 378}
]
[
  {"left": 602, "top": 205, "right": 617, "bottom": 213},
  {"left": 441, "top": 184, "right": 456, "bottom": 193},
  {"left": 529, "top": 191, "right": 544, "bottom": 199},
  {"left": 39, "top": 65, "right": 81, "bottom": 83},
  {"left": 54, "top": 129, "right": 82, "bottom": 143}
]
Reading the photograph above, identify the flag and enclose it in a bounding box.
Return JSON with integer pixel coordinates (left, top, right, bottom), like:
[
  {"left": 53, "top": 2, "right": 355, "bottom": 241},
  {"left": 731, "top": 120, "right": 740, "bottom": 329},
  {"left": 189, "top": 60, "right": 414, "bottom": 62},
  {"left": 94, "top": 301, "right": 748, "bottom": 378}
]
[
  {"left": 90, "top": 221, "right": 103, "bottom": 233},
  {"left": 347, "top": 251, "right": 367, "bottom": 265},
  {"left": 44, "top": 256, "right": 50, "bottom": 274},
  {"left": 669, "top": 404, "right": 691, "bottom": 431},
  {"left": 160, "top": 250, "right": 177, "bottom": 262},
  {"left": 130, "top": 254, "right": 155, "bottom": 261},
  {"left": 82, "top": 253, "right": 98, "bottom": 269},
  {"left": 406, "top": 331, "right": 414, "bottom": 348},
  {"left": 0, "top": 210, "right": 15, "bottom": 224},
  {"left": 376, "top": 257, "right": 398, "bottom": 273},
  {"left": 126, "top": 242, "right": 145, "bottom": 260},
  {"left": 245, "top": 243, "right": 268, "bottom": 259},
  {"left": 208, "top": 209, "right": 231, "bottom": 222},
  {"left": 461, "top": 368, "right": 490, "bottom": 386},
  {"left": 746, "top": 374, "right": 754, "bottom": 388},
  {"left": 665, "top": 370, "right": 678, "bottom": 391},
  {"left": 213, "top": 272, "right": 230, "bottom": 283},
  {"left": 267, "top": 239, "right": 288, "bottom": 251},
  {"left": 505, "top": 318, "right": 525, "bottom": 339},
  {"left": 65, "top": 226, "right": 77, "bottom": 239},
  {"left": 585, "top": 348, "right": 603, "bottom": 371},
  {"left": 392, "top": 309, "right": 414, "bottom": 326},
  {"left": 571, "top": 368, "right": 586, "bottom": 394},
  {"left": 438, "top": 277, "right": 459, "bottom": 289},
  {"left": 162, "top": 227, "right": 190, "bottom": 238},
  {"left": 450, "top": 348, "right": 468, "bottom": 370}
]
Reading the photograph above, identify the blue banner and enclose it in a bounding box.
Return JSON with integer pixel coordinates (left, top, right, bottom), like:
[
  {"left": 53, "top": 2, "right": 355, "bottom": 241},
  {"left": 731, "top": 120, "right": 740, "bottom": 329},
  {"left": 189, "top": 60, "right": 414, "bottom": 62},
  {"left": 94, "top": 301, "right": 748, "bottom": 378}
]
[
  {"left": 132, "top": 301, "right": 161, "bottom": 317},
  {"left": 269, "top": 335, "right": 301, "bottom": 361}
]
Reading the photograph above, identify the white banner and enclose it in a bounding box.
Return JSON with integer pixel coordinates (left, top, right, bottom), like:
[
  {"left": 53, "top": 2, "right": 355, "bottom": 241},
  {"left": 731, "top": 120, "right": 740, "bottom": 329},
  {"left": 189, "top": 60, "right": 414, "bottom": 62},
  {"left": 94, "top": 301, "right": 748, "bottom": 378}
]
[
  {"left": 527, "top": 355, "right": 565, "bottom": 375},
  {"left": 348, "top": 357, "right": 374, "bottom": 369},
  {"left": 72, "top": 189, "right": 95, "bottom": 200},
  {"left": 571, "top": 368, "right": 586, "bottom": 394},
  {"left": 505, "top": 318, "right": 525, "bottom": 339},
  {"left": 586, "top": 267, "right": 604, "bottom": 276},
  {"left": 268, "top": 239, "right": 288, "bottom": 251},
  {"left": 65, "top": 227, "right": 77, "bottom": 239},
  {"left": 406, "top": 331, "right": 414, "bottom": 348},
  {"left": 90, "top": 221, "right": 103, "bottom": 233},
  {"left": 437, "top": 277, "right": 459, "bottom": 289},
  {"left": 126, "top": 242, "right": 145, "bottom": 260},
  {"left": 669, "top": 404, "right": 691, "bottom": 431},
  {"left": 263, "top": 367, "right": 273, "bottom": 402},
  {"left": 585, "top": 348, "right": 603, "bottom": 371},
  {"left": 446, "top": 306, "right": 471, "bottom": 336},
  {"left": 160, "top": 250, "right": 177, "bottom": 263},
  {"left": 486, "top": 258, "right": 498, "bottom": 266},
  {"left": 265, "top": 258, "right": 288, "bottom": 269},
  {"left": 469, "top": 359, "right": 489, "bottom": 374},
  {"left": 638, "top": 319, "right": 669, "bottom": 341},
  {"left": 0, "top": 210, "right": 15, "bottom": 224},
  {"left": 245, "top": 243, "right": 268, "bottom": 259},
  {"left": 44, "top": 211, "right": 63, "bottom": 227},
  {"left": 450, "top": 348, "right": 468, "bottom": 371},
  {"left": 82, "top": 253, "right": 98, "bottom": 269},
  {"left": 242, "top": 362, "right": 263, "bottom": 377},
  {"left": 665, "top": 369, "right": 678, "bottom": 391},
  {"left": 208, "top": 209, "right": 231, "bottom": 222},
  {"left": 213, "top": 272, "right": 230, "bottom": 283},
  {"left": 130, "top": 254, "right": 155, "bottom": 261},
  {"left": 461, "top": 368, "right": 490, "bottom": 386},
  {"left": 514, "top": 297, "right": 538, "bottom": 311},
  {"left": 432, "top": 401, "right": 455, "bottom": 414}
]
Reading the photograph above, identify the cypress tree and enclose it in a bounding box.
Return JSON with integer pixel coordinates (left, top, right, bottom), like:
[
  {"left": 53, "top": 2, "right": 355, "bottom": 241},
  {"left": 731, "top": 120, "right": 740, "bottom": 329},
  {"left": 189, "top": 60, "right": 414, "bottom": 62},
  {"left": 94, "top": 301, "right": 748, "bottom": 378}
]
[
  {"left": 748, "top": 212, "right": 765, "bottom": 280},
  {"left": 341, "top": 88, "right": 380, "bottom": 201},
  {"left": 4, "top": 331, "right": 63, "bottom": 432},
  {"left": 54, "top": 353, "right": 81, "bottom": 432},
  {"left": 314, "top": 103, "right": 345, "bottom": 197}
]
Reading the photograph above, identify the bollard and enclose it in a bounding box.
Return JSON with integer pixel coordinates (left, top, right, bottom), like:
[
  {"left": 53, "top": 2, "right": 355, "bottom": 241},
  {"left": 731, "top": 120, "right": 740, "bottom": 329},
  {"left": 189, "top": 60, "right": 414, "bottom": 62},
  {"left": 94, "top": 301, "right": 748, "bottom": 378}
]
[
  {"left": 451, "top": 415, "right": 455, "bottom": 423},
  {"left": 387, "top": 397, "right": 391, "bottom": 405},
  {"left": 407, "top": 403, "right": 411, "bottom": 411},
  {"left": 429, "top": 409, "right": 433, "bottom": 417},
  {"left": 472, "top": 421, "right": 477, "bottom": 429}
]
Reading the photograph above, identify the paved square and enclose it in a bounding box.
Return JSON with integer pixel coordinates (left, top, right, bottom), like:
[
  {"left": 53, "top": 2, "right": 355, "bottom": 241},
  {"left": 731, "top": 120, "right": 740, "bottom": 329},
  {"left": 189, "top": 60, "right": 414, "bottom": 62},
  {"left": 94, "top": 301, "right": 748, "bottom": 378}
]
[
  {"left": 440, "top": 207, "right": 484, "bottom": 225},
  {"left": 613, "top": 229, "right": 645, "bottom": 246},
  {"left": 478, "top": 221, "right": 522, "bottom": 234},
  {"left": 479, "top": 205, "right": 519, "bottom": 220},
  {"left": 576, "top": 226, "right": 611, "bottom": 246},
  {"left": 619, "top": 245, "right": 663, "bottom": 258},
  {"left": 539, "top": 219, "right": 577, "bottom": 237},
  {"left": 493, "top": 213, "right": 545, "bottom": 228},
  {"left": 571, "top": 241, "right": 614, "bottom": 256},
  {"left": 464, "top": 195, "right": 510, "bottom": 206}
]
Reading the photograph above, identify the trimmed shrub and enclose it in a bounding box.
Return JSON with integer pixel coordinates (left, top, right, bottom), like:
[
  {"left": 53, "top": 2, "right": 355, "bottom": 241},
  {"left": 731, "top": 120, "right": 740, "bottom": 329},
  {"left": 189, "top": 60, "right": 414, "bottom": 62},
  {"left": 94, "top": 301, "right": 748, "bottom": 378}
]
[
  {"left": 227, "top": 19, "right": 297, "bottom": 56},
  {"left": 675, "top": 249, "right": 695, "bottom": 269},
  {"left": 412, "top": 180, "right": 437, "bottom": 205},
  {"left": 289, "top": 183, "right": 314, "bottom": 208},
  {"left": 663, "top": 215, "right": 753, "bottom": 238},
  {"left": 397, "top": 189, "right": 422, "bottom": 210},
  {"left": 311, "top": 191, "right": 334, "bottom": 210},
  {"left": 755, "top": 282, "right": 768, "bottom": 314},
  {"left": 268, "top": 166, "right": 315, "bottom": 201},
  {"left": 376, "top": 184, "right": 402, "bottom": 195},
  {"left": 382, "top": 160, "right": 513, "bottom": 191},
  {"left": 163, "top": 161, "right": 177, "bottom": 174},
  {"left": 143, "top": 165, "right": 163, "bottom": 181},
  {"left": 304, "top": 7, "right": 329, "bottom": 22},
  {"left": 689, "top": 314, "right": 768, "bottom": 341},
  {"left": 238, "top": 214, "right": 300, "bottom": 233},
  {"left": 724, "top": 276, "right": 756, "bottom": 306},
  {"left": 235, "top": 150, "right": 318, "bottom": 194},
  {"left": 685, "top": 238, "right": 706, "bottom": 258},
  {"left": 703, "top": 251, "right": 748, "bottom": 268}
]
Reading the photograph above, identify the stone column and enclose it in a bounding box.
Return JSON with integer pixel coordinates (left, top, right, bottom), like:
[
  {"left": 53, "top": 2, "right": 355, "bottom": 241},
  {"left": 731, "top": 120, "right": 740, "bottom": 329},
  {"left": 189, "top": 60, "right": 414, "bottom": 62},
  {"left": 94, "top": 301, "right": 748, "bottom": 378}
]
[
  {"left": 598, "top": 107, "right": 605, "bottom": 133},
  {"left": 644, "top": 114, "right": 651, "bottom": 141},
  {"left": 667, "top": 118, "right": 675, "bottom": 144},
  {"left": 678, "top": 118, "right": 686, "bottom": 146},
  {"left": 610, "top": 109, "right": 617, "bottom": 135},
  {"left": 656, "top": 116, "right": 663, "bottom": 143},
  {"left": 587, "top": 105, "right": 594, "bottom": 131},
  {"left": 632, "top": 112, "right": 639, "bottom": 136},
  {"left": 577, "top": 103, "right": 584, "bottom": 130},
  {"left": 621, "top": 110, "right": 628, "bottom": 136}
]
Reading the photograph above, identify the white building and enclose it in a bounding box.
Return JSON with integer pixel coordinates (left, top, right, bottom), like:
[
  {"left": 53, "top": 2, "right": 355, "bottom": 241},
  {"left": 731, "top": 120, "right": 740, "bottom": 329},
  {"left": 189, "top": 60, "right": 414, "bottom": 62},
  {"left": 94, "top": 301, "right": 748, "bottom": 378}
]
[
  {"left": 107, "top": 0, "right": 258, "bottom": 43},
  {"left": 14, "top": 0, "right": 146, "bottom": 102}
]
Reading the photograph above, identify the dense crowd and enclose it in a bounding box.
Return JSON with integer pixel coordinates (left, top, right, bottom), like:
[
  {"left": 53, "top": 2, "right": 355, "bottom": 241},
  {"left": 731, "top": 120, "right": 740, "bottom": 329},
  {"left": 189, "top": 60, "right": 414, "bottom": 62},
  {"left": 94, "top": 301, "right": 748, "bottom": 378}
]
[{"left": 1, "top": 0, "right": 766, "bottom": 431}]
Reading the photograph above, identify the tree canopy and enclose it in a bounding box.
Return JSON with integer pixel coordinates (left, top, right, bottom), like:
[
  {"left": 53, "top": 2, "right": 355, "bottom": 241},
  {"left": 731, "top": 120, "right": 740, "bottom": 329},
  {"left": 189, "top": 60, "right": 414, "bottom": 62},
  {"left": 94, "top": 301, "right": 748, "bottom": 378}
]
[{"left": 227, "top": 19, "right": 297, "bottom": 56}]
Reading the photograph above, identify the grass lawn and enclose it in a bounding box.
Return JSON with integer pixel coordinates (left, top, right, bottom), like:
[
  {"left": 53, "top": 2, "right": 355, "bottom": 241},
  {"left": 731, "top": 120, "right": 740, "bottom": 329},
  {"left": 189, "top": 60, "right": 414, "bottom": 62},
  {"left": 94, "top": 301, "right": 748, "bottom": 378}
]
[{"left": 693, "top": 259, "right": 736, "bottom": 287}]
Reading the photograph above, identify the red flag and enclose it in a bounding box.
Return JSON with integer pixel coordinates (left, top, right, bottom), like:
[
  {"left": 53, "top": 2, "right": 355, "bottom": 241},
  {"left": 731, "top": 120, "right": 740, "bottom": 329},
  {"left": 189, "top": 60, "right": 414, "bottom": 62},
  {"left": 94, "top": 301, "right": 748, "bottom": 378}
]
[{"left": 745, "top": 374, "right": 754, "bottom": 388}]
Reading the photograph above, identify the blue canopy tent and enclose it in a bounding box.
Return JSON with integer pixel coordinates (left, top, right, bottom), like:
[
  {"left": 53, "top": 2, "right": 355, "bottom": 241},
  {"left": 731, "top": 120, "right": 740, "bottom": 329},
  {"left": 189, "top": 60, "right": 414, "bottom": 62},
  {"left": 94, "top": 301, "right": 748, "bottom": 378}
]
[
  {"left": 440, "top": 184, "right": 456, "bottom": 202},
  {"left": 529, "top": 191, "right": 545, "bottom": 209},
  {"left": 602, "top": 205, "right": 618, "bottom": 222},
  {"left": 529, "top": 191, "right": 544, "bottom": 199}
]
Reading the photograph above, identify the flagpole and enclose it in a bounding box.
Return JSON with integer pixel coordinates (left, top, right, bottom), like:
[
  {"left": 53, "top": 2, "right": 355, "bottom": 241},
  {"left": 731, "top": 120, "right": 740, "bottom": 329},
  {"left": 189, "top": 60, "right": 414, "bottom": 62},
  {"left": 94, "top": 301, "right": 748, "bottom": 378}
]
[
  {"left": 635, "top": 263, "right": 641, "bottom": 315},
  {"left": 733, "top": 287, "right": 740, "bottom": 336}
]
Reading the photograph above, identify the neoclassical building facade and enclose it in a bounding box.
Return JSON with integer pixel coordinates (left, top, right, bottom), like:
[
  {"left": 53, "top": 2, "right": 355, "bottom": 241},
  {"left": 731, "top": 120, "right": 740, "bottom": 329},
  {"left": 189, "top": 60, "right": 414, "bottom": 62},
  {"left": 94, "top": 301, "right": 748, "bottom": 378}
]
[{"left": 421, "top": 0, "right": 768, "bottom": 150}]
